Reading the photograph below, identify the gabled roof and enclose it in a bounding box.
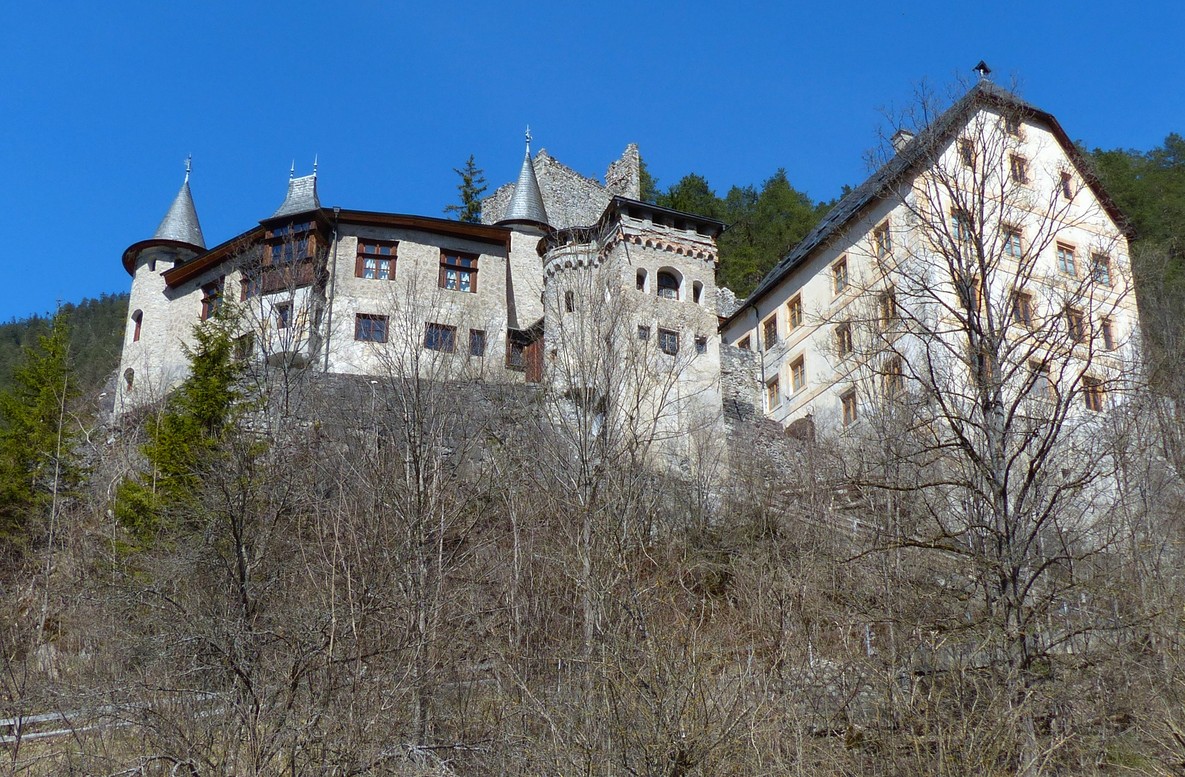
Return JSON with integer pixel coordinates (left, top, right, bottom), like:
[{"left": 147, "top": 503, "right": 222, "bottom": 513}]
[{"left": 722, "top": 81, "right": 1132, "bottom": 328}]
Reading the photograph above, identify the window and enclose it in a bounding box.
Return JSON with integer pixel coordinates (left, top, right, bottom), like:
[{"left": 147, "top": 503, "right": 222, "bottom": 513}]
[
  {"left": 1091, "top": 253, "right": 1112, "bottom": 286},
  {"left": 440, "top": 252, "right": 478, "bottom": 292},
  {"left": 1056, "top": 243, "right": 1077, "bottom": 276},
  {"left": 766, "top": 376, "right": 781, "bottom": 410},
  {"left": 841, "top": 389, "right": 858, "bottom": 426},
  {"left": 832, "top": 258, "right": 849, "bottom": 295},
  {"left": 200, "top": 280, "right": 223, "bottom": 321},
  {"left": 1009, "top": 154, "right": 1028, "bottom": 184},
  {"left": 355, "top": 314, "right": 389, "bottom": 343},
  {"left": 874, "top": 221, "right": 892, "bottom": 259},
  {"left": 737, "top": 335, "right": 751, "bottom": 351},
  {"left": 1004, "top": 227, "right": 1023, "bottom": 259},
  {"left": 958, "top": 139, "right": 974, "bottom": 167},
  {"left": 1011, "top": 290, "right": 1035, "bottom": 328},
  {"left": 787, "top": 295, "right": 804, "bottom": 330},
  {"left": 1060, "top": 172, "right": 1073, "bottom": 199},
  {"left": 131, "top": 309, "right": 143, "bottom": 342},
  {"left": 694, "top": 336, "right": 708, "bottom": 354},
  {"left": 692, "top": 281, "right": 704, "bottom": 304},
  {"left": 636, "top": 268, "right": 647, "bottom": 291},
  {"left": 1005, "top": 115, "right": 1021, "bottom": 136},
  {"left": 835, "top": 323, "right": 853, "bottom": 357},
  {"left": 564, "top": 290, "right": 575, "bottom": 313},
  {"left": 506, "top": 330, "right": 532, "bottom": 370},
  {"left": 959, "top": 276, "right": 982, "bottom": 312},
  {"left": 424, "top": 322, "right": 457, "bottom": 352},
  {"left": 469, "top": 329, "right": 486, "bottom": 357},
  {"left": 763, "top": 316, "right": 779, "bottom": 348},
  {"left": 656, "top": 271, "right": 680, "bottom": 300},
  {"left": 234, "top": 333, "right": 255, "bottom": 361},
  {"left": 658, "top": 328, "right": 679, "bottom": 355},
  {"left": 637, "top": 325, "right": 651, "bottom": 341},
  {"left": 356, "top": 240, "right": 397, "bottom": 280},
  {"left": 1028, "top": 360, "right": 1052, "bottom": 401},
  {"left": 1066, "top": 307, "right": 1085, "bottom": 343},
  {"left": 790, "top": 356, "right": 806, "bottom": 394},
  {"left": 883, "top": 357, "right": 904, "bottom": 395},
  {"left": 1083, "top": 376, "right": 1105, "bottom": 412},
  {"left": 952, "top": 211, "right": 972, "bottom": 243},
  {"left": 275, "top": 301, "right": 293, "bottom": 329},
  {"left": 878, "top": 287, "right": 898, "bottom": 330},
  {"left": 1101, "top": 318, "right": 1115, "bottom": 351}
]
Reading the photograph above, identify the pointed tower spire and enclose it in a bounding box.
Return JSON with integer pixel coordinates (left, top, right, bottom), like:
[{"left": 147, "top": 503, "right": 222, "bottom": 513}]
[
  {"left": 153, "top": 157, "right": 206, "bottom": 249},
  {"left": 272, "top": 162, "right": 321, "bottom": 219},
  {"left": 498, "top": 126, "right": 549, "bottom": 227}
]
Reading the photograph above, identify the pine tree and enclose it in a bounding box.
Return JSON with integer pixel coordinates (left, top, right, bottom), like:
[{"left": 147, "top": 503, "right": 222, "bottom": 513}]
[
  {"left": 0, "top": 310, "right": 79, "bottom": 558},
  {"left": 444, "top": 155, "right": 488, "bottom": 223}
]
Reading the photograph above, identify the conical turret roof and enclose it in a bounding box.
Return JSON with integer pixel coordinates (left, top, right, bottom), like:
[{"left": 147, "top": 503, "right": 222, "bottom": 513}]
[
  {"left": 153, "top": 162, "right": 205, "bottom": 249},
  {"left": 498, "top": 130, "right": 548, "bottom": 227}
]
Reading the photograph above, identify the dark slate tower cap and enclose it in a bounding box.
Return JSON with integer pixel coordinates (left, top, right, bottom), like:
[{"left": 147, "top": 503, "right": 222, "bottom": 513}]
[
  {"left": 122, "top": 158, "right": 207, "bottom": 274},
  {"left": 497, "top": 128, "right": 549, "bottom": 228}
]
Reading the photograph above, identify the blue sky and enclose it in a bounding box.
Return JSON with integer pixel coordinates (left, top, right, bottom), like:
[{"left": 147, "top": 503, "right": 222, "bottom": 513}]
[{"left": 2, "top": 1, "right": 1182, "bottom": 321}]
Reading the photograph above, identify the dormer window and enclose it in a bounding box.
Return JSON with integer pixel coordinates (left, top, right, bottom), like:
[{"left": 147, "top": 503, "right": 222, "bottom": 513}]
[{"left": 656, "top": 271, "right": 680, "bottom": 300}]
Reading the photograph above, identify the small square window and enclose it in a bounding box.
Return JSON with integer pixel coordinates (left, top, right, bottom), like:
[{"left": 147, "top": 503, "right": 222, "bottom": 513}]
[
  {"left": 469, "top": 329, "right": 486, "bottom": 357},
  {"left": 790, "top": 356, "right": 806, "bottom": 394},
  {"left": 763, "top": 316, "right": 779, "bottom": 348},
  {"left": 355, "top": 314, "right": 389, "bottom": 343},
  {"left": 424, "top": 322, "right": 457, "bottom": 352},
  {"left": 658, "top": 329, "right": 679, "bottom": 355},
  {"left": 637, "top": 325, "right": 651, "bottom": 341},
  {"left": 694, "top": 336, "right": 708, "bottom": 355},
  {"left": 1056, "top": 243, "right": 1077, "bottom": 276},
  {"left": 832, "top": 258, "right": 849, "bottom": 295},
  {"left": 841, "top": 389, "right": 858, "bottom": 426}
]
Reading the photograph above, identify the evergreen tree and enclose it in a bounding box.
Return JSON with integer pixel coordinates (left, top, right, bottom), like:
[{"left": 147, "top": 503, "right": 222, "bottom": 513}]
[
  {"left": 444, "top": 155, "right": 488, "bottom": 223},
  {"left": 115, "top": 310, "right": 245, "bottom": 541},
  {"left": 638, "top": 157, "right": 659, "bottom": 203},
  {"left": 0, "top": 311, "right": 80, "bottom": 558}
]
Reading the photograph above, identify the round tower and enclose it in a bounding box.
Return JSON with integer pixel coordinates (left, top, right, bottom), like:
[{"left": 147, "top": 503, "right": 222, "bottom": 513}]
[{"left": 115, "top": 159, "right": 207, "bottom": 414}]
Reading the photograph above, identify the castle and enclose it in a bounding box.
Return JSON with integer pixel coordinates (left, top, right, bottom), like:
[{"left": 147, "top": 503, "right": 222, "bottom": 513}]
[{"left": 116, "top": 79, "right": 1139, "bottom": 454}]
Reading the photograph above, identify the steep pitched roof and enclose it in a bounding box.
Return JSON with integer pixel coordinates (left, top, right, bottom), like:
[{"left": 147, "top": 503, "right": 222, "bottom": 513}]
[
  {"left": 723, "top": 81, "right": 1130, "bottom": 328},
  {"left": 498, "top": 143, "right": 549, "bottom": 227},
  {"left": 154, "top": 172, "right": 205, "bottom": 249},
  {"left": 272, "top": 172, "right": 321, "bottom": 219}
]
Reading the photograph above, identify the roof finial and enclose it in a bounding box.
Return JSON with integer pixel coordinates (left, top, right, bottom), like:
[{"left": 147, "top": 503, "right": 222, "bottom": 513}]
[
  {"left": 290, "top": 160, "right": 295, "bottom": 179},
  {"left": 184, "top": 154, "right": 192, "bottom": 183},
  {"left": 525, "top": 125, "right": 532, "bottom": 157},
  {"left": 974, "top": 60, "right": 992, "bottom": 81},
  {"left": 312, "top": 153, "right": 318, "bottom": 176}
]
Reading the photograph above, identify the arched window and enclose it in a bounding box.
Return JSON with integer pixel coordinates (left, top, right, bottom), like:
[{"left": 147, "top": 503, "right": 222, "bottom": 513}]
[
  {"left": 131, "top": 310, "right": 143, "bottom": 342},
  {"left": 123, "top": 368, "right": 135, "bottom": 392},
  {"left": 692, "top": 281, "right": 704, "bottom": 304},
  {"left": 636, "top": 268, "right": 648, "bottom": 292},
  {"left": 656, "top": 271, "right": 680, "bottom": 300}
]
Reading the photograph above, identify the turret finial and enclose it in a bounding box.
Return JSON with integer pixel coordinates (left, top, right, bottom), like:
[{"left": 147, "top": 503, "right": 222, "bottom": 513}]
[
  {"left": 974, "top": 60, "right": 992, "bottom": 81},
  {"left": 525, "top": 125, "right": 532, "bottom": 156},
  {"left": 290, "top": 160, "right": 295, "bottom": 179},
  {"left": 184, "top": 154, "right": 192, "bottom": 183},
  {"left": 313, "top": 153, "right": 318, "bottom": 175}
]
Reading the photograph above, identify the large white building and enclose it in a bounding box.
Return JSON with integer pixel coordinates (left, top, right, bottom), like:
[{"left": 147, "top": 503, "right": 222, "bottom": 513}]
[{"left": 720, "top": 80, "right": 1139, "bottom": 435}]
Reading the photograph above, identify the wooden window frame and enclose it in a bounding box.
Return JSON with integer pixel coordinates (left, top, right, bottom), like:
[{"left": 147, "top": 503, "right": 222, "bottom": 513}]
[
  {"left": 1060, "top": 172, "right": 1073, "bottom": 199},
  {"left": 766, "top": 375, "right": 781, "bottom": 410},
  {"left": 883, "top": 356, "right": 904, "bottom": 396},
  {"left": 356, "top": 239, "right": 398, "bottom": 280},
  {"left": 737, "top": 335, "right": 751, "bottom": 351},
  {"left": 1100, "top": 318, "right": 1115, "bottom": 351},
  {"left": 1091, "top": 253, "right": 1112, "bottom": 286},
  {"left": 790, "top": 356, "right": 806, "bottom": 394},
  {"left": 439, "top": 251, "right": 479, "bottom": 293},
  {"left": 787, "top": 295, "right": 804, "bottom": 330},
  {"left": 656, "top": 271, "right": 680, "bottom": 300},
  {"left": 1066, "top": 307, "right": 1086, "bottom": 343},
  {"left": 1083, "top": 376, "right": 1105, "bottom": 412},
  {"left": 1009, "top": 154, "right": 1028, "bottom": 185},
  {"left": 469, "top": 329, "right": 486, "bottom": 357},
  {"left": 1004, "top": 227, "right": 1023, "bottom": 259},
  {"left": 355, "top": 313, "right": 389, "bottom": 343},
  {"left": 1056, "top": 243, "right": 1077, "bottom": 276},
  {"left": 874, "top": 221, "right": 892, "bottom": 260},
  {"left": 835, "top": 322, "right": 853, "bottom": 357},
  {"left": 1012, "top": 290, "right": 1035, "bottom": 328},
  {"left": 658, "top": 328, "right": 679, "bottom": 356},
  {"left": 763, "top": 316, "right": 779, "bottom": 348},
  {"left": 200, "top": 280, "right": 224, "bottom": 321},
  {"left": 275, "top": 300, "right": 293, "bottom": 330},
  {"left": 424, "top": 322, "right": 457, "bottom": 352},
  {"left": 841, "top": 389, "right": 858, "bottom": 426},
  {"left": 878, "top": 287, "right": 898, "bottom": 330},
  {"left": 832, "top": 257, "right": 849, "bottom": 296}
]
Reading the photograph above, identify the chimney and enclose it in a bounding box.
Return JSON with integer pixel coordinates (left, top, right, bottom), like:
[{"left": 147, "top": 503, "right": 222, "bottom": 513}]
[{"left": 891, "top": 129, "right": 915, "bottom": 153}]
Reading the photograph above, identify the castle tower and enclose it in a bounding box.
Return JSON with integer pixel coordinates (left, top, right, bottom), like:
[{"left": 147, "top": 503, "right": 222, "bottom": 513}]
[
  {"left": 498, "top": 129, "right": 550, "bottom": 330},
  {"left": 116, "top": 160, "right": 207, "bottom": 413}
]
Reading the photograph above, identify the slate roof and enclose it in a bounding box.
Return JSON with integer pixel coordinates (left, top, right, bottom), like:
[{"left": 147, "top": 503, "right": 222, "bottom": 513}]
[
  {"left": 499, "top": 147, "right": 549, "bottom": 227},
  {"left": 272, "top": 173, "right": 321, "bottom": 219},
  {"left": 722, "top": 81, "right": 1130, "bottom": 328},
  {"left": 153, "top": 175, "right": 205, "bottom": 249}
]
